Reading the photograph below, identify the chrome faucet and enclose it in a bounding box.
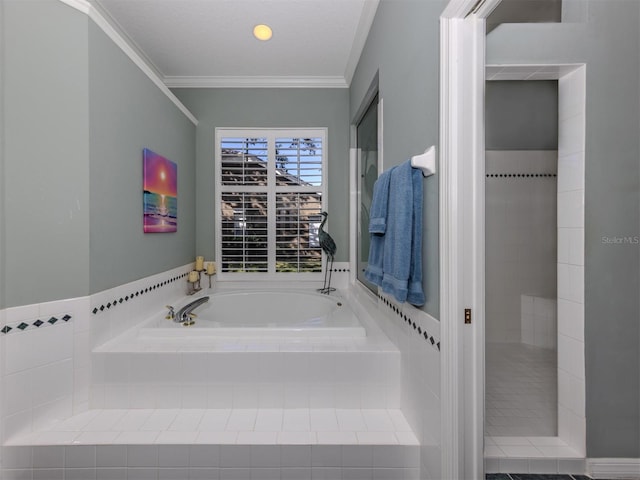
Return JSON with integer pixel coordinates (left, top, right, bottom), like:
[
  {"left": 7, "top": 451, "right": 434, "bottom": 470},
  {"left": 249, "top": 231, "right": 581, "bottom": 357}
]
[{"left": 175, "top": 296, "right": 209, "bottom": 324}]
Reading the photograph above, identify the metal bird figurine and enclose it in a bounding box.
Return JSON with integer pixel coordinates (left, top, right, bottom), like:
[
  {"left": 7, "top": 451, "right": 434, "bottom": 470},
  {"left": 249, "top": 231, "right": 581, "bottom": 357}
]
[{"left": 317, "top": 211, "right": 337, "bottom": 294}]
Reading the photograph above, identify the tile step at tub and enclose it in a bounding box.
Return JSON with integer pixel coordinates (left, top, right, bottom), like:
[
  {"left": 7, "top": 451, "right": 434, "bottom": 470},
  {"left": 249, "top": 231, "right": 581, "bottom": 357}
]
[{"left": 3, "top": 408, "right": 420, "bottom": 474}]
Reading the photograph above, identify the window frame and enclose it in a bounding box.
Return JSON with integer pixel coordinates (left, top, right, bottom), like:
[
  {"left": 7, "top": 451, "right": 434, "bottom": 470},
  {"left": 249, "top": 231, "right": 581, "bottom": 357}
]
[{"left": 215, "top": 127, "right": 328, "bottom": 281}]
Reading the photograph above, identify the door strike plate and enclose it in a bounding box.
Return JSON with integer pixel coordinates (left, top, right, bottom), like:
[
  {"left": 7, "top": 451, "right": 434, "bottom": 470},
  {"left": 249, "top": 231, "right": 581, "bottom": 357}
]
[{"left": 464, "top": 308, "right": 472, "bottom": 324}]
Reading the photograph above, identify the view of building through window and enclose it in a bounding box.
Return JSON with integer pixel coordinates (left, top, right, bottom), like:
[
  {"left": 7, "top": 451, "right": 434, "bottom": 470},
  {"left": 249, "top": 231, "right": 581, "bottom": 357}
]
[{"left": 217, "top": 131, "right": 325, "bottom": 274}]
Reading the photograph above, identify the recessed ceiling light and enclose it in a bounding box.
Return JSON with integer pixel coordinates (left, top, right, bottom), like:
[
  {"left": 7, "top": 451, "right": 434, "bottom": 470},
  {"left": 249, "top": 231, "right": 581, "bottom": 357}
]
[{"left": 253, "top": 24, "right": 273, "bottom": 41}]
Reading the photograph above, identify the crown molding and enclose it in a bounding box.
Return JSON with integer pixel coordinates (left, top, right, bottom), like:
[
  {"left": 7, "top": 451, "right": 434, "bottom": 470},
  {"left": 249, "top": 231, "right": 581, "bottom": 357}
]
[
  {"left": 344, "top": 0, "right": 379, "bottom": 85},
  {"left": 57, "top": 0, "right": 198, "bottom": 125},
  {"left": 164, "top": 76, "right": 349, "bottom": 89}
]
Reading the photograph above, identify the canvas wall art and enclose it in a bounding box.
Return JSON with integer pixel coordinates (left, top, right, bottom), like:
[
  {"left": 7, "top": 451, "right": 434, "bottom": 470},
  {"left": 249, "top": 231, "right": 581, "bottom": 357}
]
[{"left": 143, "top": 148, "right": 177, "bottom": 233}]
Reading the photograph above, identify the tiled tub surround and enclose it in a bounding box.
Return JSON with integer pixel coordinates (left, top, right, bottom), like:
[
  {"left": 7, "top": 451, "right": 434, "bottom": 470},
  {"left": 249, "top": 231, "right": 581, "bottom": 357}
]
[
  {"left": 349, "top": 287, "right": 442, "bottom": 480},
  {"left": 1, "top": 265, "right": 429, "bottom": 477}
]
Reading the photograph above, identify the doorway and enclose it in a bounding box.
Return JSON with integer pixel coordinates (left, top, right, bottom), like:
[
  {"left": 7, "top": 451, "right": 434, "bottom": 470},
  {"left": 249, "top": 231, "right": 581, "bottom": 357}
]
[
  {"left": 483, "top": 65, "right": 586, "bottom": 471},
  {"left": 439, "top": 1, "right": 587, "bottom": 476},
  {"left": 484, "top": 79, "right": 559, "bottom": 440}
]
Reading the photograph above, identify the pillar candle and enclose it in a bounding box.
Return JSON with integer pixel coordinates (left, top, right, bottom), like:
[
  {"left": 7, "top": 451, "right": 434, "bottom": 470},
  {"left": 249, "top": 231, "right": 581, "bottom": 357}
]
[
  {"left": 195, "top": 256, "right": 204, "bottom": 271},
  {"left": 188, "top": 270, "right": 199, "bottom": 283},
  {"left": 206, "top": 262, "right": 216, "bottom": 275}
]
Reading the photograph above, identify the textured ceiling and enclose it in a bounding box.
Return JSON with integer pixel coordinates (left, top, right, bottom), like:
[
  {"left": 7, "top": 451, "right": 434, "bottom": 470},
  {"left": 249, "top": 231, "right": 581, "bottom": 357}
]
[{"left": 94, "top": 0, "right": 379, "bottom": 87}]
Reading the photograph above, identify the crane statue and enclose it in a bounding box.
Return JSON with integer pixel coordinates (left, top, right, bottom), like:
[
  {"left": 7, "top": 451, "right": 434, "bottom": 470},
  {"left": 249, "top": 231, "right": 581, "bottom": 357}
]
[{"left": 317, "top": 211, "right": 337, "bottom": 294}]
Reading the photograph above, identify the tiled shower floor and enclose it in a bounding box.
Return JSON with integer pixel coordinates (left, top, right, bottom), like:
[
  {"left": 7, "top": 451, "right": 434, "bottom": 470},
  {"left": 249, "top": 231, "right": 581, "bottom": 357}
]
[{"left": 486, "top": 343, "right": 557, "bottom": 437}]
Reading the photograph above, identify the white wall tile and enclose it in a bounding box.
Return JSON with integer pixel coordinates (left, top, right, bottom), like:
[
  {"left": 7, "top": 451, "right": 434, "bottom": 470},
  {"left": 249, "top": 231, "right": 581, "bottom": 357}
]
[
  {"left": 558, "top": 334, "right": 585, "bottom": 380},
  {"left": 558, "top": 113, "right": 585, "bottom": 158},
  {"left": 188, "top": 445, "right": 220, "bottom": 468},
  {"left": 282, "top": 467, "right": 312, "bottom": 480},
  {"left": 558, "top": 264, "right": 584, "bottom": 304},
  {"left": 557, "top": 299, "right": 584, "bottom": 342},
  {"left": 559, "top": 69, "right": 585, "bottom": 121},
  {"left": 558, "top": 369, "right": 585, "bottom": 417},
  {"left": 558, "top": 152, "right": 585, "bottom": 193},
  {"left": 557, "top": 190, "right": 584, "bottom": 229},
  {"left": 66, "top": 445, "right": 96, "bottom": 468},
  {"left": 96, "top": 445, "right": 127, "bottom": 468},
  {"left": 127, "top": 446, "right": 158, "bottom": 468},
  {"left": 568, "top": 228, "right": 584, "bottom": 266},
  {"left": 558, "top": 405, "right": 586, "bottom": 454},
  {"left": 219, "top": 446, "right": 251, "bottom": 468}
]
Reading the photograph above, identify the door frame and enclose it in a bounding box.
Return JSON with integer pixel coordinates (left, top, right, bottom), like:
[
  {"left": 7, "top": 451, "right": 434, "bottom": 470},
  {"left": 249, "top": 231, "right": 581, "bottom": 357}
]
[{"left": 439, "top": 0, "right": 501, "bottom": 477}]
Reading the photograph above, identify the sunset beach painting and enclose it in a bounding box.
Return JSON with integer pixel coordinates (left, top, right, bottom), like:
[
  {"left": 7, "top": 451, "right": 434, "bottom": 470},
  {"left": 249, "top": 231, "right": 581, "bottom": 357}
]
[{"left": 143, "top": 148, "right": 177, "bottom": 233}]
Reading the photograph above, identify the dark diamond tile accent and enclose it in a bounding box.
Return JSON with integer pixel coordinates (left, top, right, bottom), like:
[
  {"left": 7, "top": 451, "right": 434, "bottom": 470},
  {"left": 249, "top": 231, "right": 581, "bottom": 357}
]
[
  {"left": 100, "top": 305, "right": 105, "bottom": 311},
  {"left": 17, "top": 322, "right": 29, "bottom": 330},
  {"left": 1, "top": 326, "right": 12, "bottom": 334},
  {"left": 430, "top": 337, "right": 435, "bottom": 345},
  {"left": 62, "top": 314, "right": 71, "bottom": 321},
  {"left": 119, "top": 298, "right": 124, "bottom": 303},
  {"left": 34, "top": 320, "right": 44, "bottom": 327},
  {"left": 48, "top": 317, "right": 58, "bottom": 325},
  {"left": 437, "top": 342, "right": 440, "bottom": 351},
  {"left": 106, "top": 303, "right": 112, "bottom": 309},
  {"left": 92, "top": 308, "right": 98, "bottom": 314},
  {"left": 125, "top": 296, "right": 129, "bottom": 301}
]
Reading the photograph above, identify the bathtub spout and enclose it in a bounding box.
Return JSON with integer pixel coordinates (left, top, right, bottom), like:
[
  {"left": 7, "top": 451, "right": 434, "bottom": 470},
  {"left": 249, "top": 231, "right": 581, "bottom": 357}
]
[{"left": 175, "top": 296, "right": 209, "bottom": 323}]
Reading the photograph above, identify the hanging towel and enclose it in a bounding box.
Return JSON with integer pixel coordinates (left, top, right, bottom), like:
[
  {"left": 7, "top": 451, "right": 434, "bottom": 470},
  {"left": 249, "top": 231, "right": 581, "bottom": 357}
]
[
  {"left": 381, "top": 160, "right": 425, "bottom": 306},
  {"left": 364, "top": 167, "right": 395, "bottom": 286}
]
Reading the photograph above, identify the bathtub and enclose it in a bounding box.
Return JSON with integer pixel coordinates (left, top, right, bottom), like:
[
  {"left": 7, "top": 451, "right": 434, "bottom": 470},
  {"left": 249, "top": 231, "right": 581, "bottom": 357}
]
[{"left": 138, "top": 290, "right": 366, "bottom": 338}]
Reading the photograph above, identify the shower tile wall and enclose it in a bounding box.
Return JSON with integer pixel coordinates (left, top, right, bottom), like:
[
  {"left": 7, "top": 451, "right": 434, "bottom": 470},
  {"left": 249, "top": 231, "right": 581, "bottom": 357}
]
[
  {"left": 486, "top": 151, "right": 558, "bottom": 344},
  {"left": 556, "top": 67, "right": 586, "bottom": 453}
]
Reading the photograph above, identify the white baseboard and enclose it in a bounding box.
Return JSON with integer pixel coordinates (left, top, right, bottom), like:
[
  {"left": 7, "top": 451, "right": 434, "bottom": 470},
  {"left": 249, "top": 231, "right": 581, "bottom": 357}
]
[{"left": 588, "top": 458, "right": 640, "bottom": 479}]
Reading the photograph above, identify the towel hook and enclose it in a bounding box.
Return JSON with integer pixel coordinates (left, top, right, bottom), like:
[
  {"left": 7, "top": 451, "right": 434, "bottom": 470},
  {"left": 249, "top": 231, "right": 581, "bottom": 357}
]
[{"left": 411, "top": 145, "right": 437, "bottom": 177}]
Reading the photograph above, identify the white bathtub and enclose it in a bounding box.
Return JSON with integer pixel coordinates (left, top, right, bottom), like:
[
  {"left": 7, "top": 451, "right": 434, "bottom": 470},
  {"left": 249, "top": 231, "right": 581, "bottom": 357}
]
[{"left": 138, "top": 290, "right": 366, "bottom": 338}]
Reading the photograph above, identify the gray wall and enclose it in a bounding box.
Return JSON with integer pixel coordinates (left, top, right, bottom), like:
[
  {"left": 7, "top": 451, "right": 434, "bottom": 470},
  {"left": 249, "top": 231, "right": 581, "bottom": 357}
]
[
  {"left": 1, "top": 0, "right": 197, "bottom": 306},
  {"left": 0, "top": 0, "right": 5, "bottom": 312},
  {"left": 486, "top": 80, "right": 558, "bottom": 150},
  {"left": 349, "top": 0, "right": 445, "bottom": 317},
  {"left": 488, "top": 0, "right": 640, "bottom": 458},
  {"left": 172, "top": 88, "right": 350, "bottom": 262},
  {"left": 89, "top": 23, "right": 196, "bottom": 294},
  {"left": 3, "top": 0, "right": 90, "bottom": 307}
]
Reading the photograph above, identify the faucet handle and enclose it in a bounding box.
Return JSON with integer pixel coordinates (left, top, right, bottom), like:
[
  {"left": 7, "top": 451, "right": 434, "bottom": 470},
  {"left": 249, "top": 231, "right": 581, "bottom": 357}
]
[{"left": 165, "top": 305, "right": 175, "bottom": 320}]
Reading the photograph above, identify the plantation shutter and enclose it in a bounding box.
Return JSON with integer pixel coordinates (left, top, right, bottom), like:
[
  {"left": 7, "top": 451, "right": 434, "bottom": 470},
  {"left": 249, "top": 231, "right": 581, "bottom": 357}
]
[{"left": 217, "top": 131, "right": 325, "bottom": 275}]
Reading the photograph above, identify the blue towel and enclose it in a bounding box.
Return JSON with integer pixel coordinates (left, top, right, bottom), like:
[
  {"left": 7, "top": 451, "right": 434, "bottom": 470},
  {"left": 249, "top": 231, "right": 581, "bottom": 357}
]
[
  {"left": 364, "top": 167, "right": 394, "bottom": 285},
  {"left": 366, "top": 160, "right": 425, "bottom": 306},
  {"left": 381, "top": 161, "right": 425, "bottom": 305}
]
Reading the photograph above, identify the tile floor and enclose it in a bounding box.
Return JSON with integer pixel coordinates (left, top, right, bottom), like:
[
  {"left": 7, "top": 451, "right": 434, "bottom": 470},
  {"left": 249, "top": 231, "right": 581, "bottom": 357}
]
[{"left": 486, "top": 343, "right": 557, "bottom": 437}]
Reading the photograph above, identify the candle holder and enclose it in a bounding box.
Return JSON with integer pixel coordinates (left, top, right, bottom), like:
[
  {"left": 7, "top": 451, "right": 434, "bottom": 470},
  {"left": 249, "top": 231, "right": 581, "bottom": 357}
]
[
  {"left": 187, "top": 274, "right": 202, "bottom": 295},
  {"left": 187, "top": 264, "right": 216, "bottom": 294}
]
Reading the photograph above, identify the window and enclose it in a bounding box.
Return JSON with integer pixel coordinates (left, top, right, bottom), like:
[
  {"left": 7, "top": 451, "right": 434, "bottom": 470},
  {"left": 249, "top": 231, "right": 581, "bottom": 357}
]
[{"left": 216, "top": 129, "right": 326, "bottom": 276}]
